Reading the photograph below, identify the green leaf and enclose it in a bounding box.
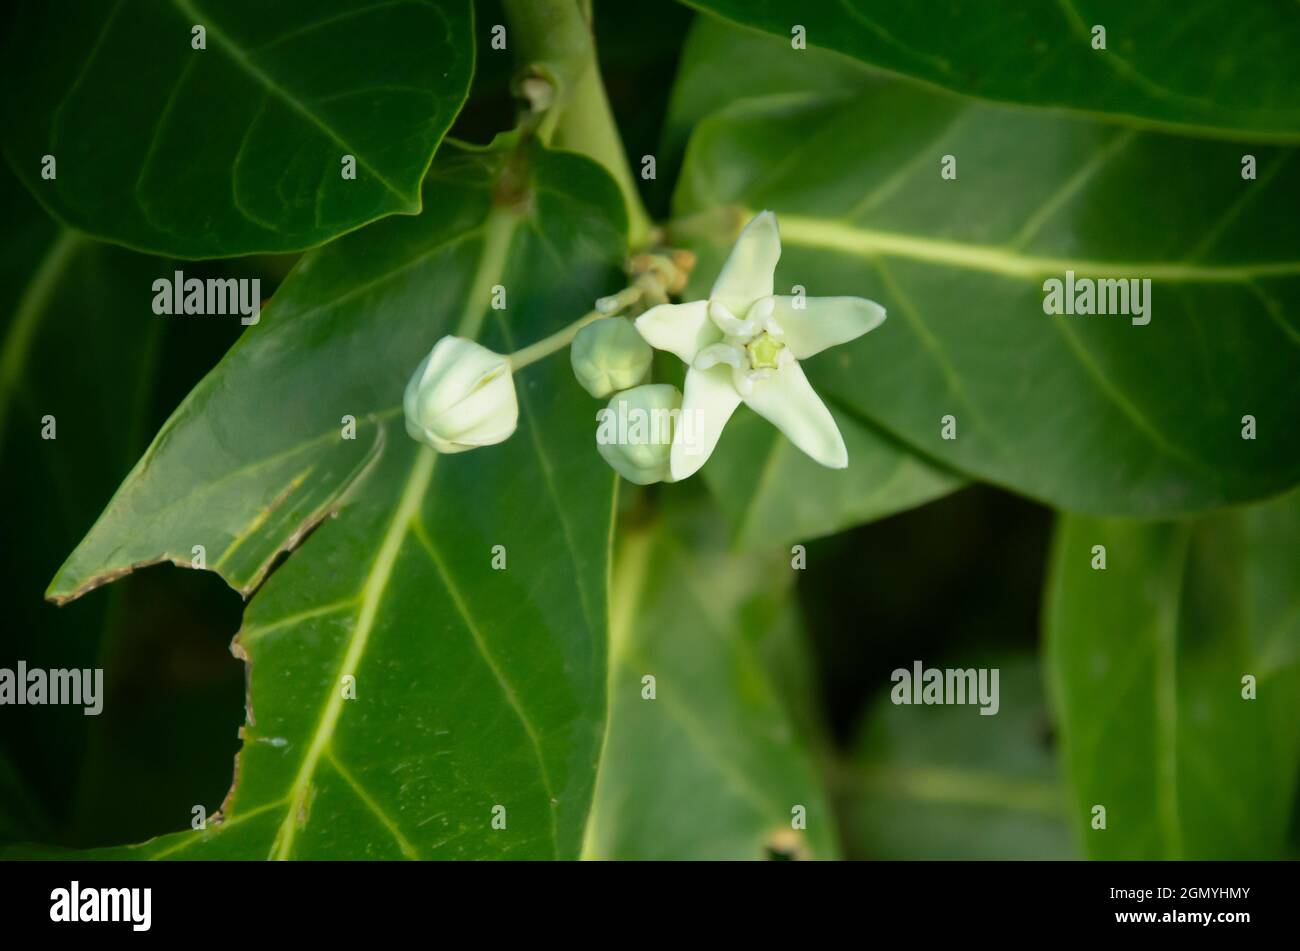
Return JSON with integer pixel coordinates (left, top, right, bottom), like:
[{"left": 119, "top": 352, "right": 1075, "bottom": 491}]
[
  {"left": 681, "top": 0, "right": 1300, "bottom": 141},
  {"left": 1, "top": 0, "right": 474, "bottom": 258},
  {"left": 660, "top": 11, "right": 874, "bottom": 170},
  {"left": 672, "top": 27, "right": 1300, "bottom": 515},
  {"left": 39, "top": 140, "right": 628, "bottom": 859},
  {"left": 837, "top": 655, "right": 1074, "bottom": 860},
  {"left": 584, "top": 498, "right": 837, "bottom": 859},
  {"left": 1045, "top": 490, "right": 1300, "bottom": 859},
  {"left": 703, "top": 403, "right": 962, "bottom": 550},
  {"left": 668, "top": 20, "right": 962, "bottom": 544}
]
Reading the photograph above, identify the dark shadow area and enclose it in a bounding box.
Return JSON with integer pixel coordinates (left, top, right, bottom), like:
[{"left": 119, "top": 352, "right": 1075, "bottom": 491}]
[
  {"left": 0, "top": 238, "right": 286, "bottom": 848},
  {"left": 0, "top": 566, "right": 245, "bottom": 848},
  {"left": 595, "top": 0, "right": 694, "bottom": 221},
  {"left": 449, "top": 0, "right": 516, "bottom": 147},
  {"left": 798, "top": 484, "right": 1055, "bottom": 746}
]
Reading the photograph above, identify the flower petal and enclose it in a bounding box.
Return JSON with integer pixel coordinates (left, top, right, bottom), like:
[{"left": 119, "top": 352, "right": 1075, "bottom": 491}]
[
  {"left": 694, "top": 341, "right": 746, "bottom": 371},
  {"left": 770, "top": 296, "right": 886, "bottom": 359},
  {"left": 635, "top": 300, "right": 719, "bottom": 363},
  {"left": 710, "top": 210, "right": 780, "bottom": 313},
  {"left": 670, "top": 365, "right": 742, "bottom": 481},
  {"left": 743, "top": 360, "right": 848, "bottom": 468}
]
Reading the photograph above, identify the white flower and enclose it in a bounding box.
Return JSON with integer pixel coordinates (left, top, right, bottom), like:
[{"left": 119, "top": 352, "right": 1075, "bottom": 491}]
[
  {"left": 403, "top": 336, "right": 518, "bottom": 453},
  {"left": 634, "top": 211, "right": 885, "bottom": 480}
]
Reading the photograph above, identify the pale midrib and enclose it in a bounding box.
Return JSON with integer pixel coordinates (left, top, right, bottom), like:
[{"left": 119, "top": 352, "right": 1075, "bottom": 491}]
[
  {"left": 461, "top": 208, "right": 518, "bottom": 338},
  {"left": 846, "top": 763, "right": 1065, "bottom": 817},
  {"left": 269, "top": 446, "right": 437, "bottom": 860},
  {"left": 266, "top": 209, "right": 522, "bottom": 860},
  {"left": 778, "top": 214, "right": 1300, "bottom": 282}
]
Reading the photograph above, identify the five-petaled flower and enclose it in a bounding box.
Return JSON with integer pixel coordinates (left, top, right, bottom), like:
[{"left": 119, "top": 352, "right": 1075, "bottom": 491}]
[{"left": 634, "top": 211, "right": 886, "bottom": 481}]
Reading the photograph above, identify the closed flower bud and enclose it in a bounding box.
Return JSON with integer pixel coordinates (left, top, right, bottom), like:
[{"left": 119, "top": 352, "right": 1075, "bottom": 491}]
[
  {"left": 595, "top": 383, "right": 682, "bottom": 484},
  {"left": 570, "top": 317, "right": 653, "bottom": 398},
  {"left": 403, "top": 336, "right": 518, "bottom": 453}
]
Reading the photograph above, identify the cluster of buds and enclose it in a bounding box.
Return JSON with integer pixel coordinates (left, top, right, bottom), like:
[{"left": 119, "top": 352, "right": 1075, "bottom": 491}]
[
  {"left": 573, "top": 248, "right": 697, "bottom": 484},
  {"left": 402, "top": 212, "right": 886, "bottom": 487},
  {"left": 400, "top": 246, "right": 696, "bottom": 481}
]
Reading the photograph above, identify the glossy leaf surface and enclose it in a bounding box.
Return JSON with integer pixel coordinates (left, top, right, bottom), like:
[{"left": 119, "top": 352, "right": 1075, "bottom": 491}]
[
  {"left": 41, "top": 140, "right": 627, "bottom": 859},
  {"left": 1046, "top": 491, "right": 1300, "bottom": 858},
  {"left": 585, "top": 502, "right": 837, "bottom": 859},
  {"left": 683, "top": 0, "right": 1300, "bottom": 141},
  {"left": 672, "top": 22, "right": 1300, "bottom": 515},
  {"left": 1, "top": 0, "right": 475, "bottom": 257}
]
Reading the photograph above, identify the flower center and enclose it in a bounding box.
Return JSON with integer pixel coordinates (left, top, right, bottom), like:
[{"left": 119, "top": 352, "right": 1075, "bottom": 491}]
[{"left": 746, "top": 332, "right": 785, "bottom": 370}]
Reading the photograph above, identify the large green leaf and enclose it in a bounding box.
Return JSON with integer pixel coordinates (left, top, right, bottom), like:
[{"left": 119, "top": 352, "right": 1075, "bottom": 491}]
[
  {"left": 681, "top": 0, "right": 1300, "bottom": 141},
  {"left": 584, "top": 498, "right": 837, "bottom": 859},
  {"left": 34, "top": 140, "right": 627, "bottom": 859},
  {"left": 703, "top": 403, "right": 962, "bottom": 550},
  {"left": 660, "top": 8, "right": 875, "bottom": 170},
  {"left": 1, "top": 0, "right": 474, "bottom": 257},
  {"left": 671, "top": 24, "right": 1300, "bottom": 516},
  {"left": 1045, "top": 490, "right": 1300, "bottom": 859},
  {"left": 668, "top": 18, "right": 962, "bottom": 546},
  {"left": 837, "top": 655, "right": 1073, "bottom": 860}
]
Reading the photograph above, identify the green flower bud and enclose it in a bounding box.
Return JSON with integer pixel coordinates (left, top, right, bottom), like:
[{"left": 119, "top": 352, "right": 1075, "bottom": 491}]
[
  {"left": 570, "top": 317, "right": 652, "bottom": 398},
  {"left": 403, "top": 336, "right": 518, "bottom": 453},
  {"left": 595, "top": 383, "right": 682, "bottom": 485}
]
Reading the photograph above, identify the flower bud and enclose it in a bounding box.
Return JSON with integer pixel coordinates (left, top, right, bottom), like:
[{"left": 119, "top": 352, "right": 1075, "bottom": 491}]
[
  {"left": 595, "top": 383, "right": 681, "bottom": 484},
  {"left": 570, "top": 317, "right": 653, "bottom": 398},
  {"left": 403, "top": 336, "right": 518, "bottom": 453}
]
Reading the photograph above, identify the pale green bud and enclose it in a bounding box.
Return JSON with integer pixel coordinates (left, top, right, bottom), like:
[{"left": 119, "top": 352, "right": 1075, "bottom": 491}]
[
  {"left": 403, "top": 336, "right": 518, "bottom": 453},
  {"left": 595, "top": 383, "right": 682, "bottom": 484},
  {"left": 570, "top": 317, "right": 653, "bottom": 398}
]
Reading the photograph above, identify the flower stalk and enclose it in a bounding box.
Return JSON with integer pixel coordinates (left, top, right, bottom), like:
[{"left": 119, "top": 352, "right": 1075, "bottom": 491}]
[{"left": 502, "top": 0, "right": 653, "bottom": 247}]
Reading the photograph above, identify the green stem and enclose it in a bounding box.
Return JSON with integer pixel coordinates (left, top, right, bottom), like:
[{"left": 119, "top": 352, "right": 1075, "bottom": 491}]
[
  {"left": 508, "top": 284, "right": 645, "bottom": 371},
  {"left": 502, "top": 0, "right": 653, "bottom": 247}
]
